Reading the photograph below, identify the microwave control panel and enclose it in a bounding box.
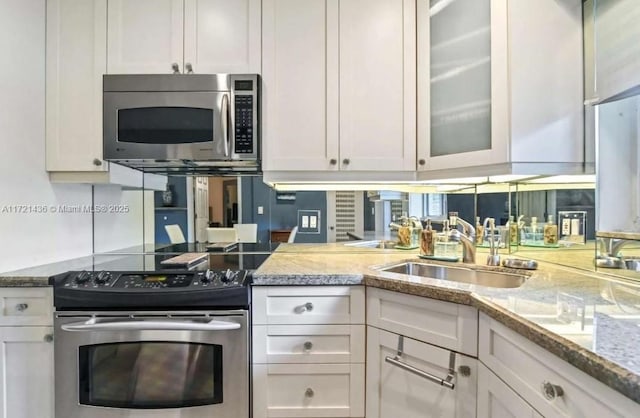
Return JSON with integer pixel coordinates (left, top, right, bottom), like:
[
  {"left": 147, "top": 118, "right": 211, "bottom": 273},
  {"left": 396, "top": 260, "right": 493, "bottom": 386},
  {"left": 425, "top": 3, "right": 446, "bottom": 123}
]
[{"left": 234, "top": 95, "right": 254, "bottom": 154}]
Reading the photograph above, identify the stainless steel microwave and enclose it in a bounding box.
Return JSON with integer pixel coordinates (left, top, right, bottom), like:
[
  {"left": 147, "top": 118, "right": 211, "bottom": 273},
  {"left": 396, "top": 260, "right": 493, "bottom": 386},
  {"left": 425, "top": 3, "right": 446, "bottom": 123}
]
[{"left": 103, "top": 74, "right": 260, "bottom": 174}]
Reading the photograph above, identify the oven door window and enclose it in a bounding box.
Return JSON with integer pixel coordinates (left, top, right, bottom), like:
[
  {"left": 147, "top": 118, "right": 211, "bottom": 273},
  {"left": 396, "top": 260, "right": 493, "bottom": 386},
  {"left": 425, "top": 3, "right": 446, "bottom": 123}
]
[
  {"left": 117, "top": 107, "right": 214, "bottom": 144},
  {"left": 78, "top": 341, "right": 223, "bottom": 409}
]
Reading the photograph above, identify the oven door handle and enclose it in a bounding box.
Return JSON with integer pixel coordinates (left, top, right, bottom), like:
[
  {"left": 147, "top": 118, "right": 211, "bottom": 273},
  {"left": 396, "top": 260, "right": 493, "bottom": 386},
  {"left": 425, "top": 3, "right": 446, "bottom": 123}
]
[{"left": 61, "top": 318, "right": 242, "bottom": 332}]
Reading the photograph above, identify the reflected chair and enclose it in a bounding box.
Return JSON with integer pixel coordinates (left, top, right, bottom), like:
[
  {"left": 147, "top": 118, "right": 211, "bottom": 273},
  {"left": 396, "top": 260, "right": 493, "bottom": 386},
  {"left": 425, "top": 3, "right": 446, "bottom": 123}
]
[
  {"left": 206, "top": 227, "right": 238, "bottom": 243},
  {"left": 287, "top": 226, "right": 298, "bottom": 243},
  {"left": 164, "top": 224, "right": 186, "bottom": 244},
  {"left": 234, "top": 224, "right": 258, "bottom": 243}
]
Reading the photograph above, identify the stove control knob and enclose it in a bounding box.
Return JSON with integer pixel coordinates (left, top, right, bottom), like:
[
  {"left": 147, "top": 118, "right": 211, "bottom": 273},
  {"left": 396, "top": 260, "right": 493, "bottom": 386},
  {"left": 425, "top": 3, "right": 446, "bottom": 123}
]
[
  {"left": 75, "top": 271, "right": 90, "bottom": 284},
  {"left": 95, "top": 271, "right": 110, "bottom": 284},
  {"left": 221, "top": 269, "right": 235, "bottom": 283},
  {"left": 202, "top": 269, "right": 215, "bottom": 283}
]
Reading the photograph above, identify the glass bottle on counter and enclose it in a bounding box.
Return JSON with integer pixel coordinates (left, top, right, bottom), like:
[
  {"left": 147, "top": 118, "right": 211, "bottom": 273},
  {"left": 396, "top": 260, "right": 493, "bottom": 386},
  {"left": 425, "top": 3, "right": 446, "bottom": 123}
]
[
  {"left": 508, "top": 215, "right": 519, "bottom": 245},
  {"left": 475, "top": 216, "right": 484, "bottom": 245},
  {"left": 543, "top": 214, "right": 558, "bottom": 245},
  {"left": 435, "top": 220, "right": 460, "bottom": 259},
  {"left": 420, "top": 219, "right": 435, "bottom": 256}
]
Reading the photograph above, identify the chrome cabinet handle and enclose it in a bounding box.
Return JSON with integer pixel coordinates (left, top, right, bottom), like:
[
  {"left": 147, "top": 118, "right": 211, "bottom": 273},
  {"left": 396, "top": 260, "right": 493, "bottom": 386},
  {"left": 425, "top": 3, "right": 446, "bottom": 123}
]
[
  {"left": 305, "top": 388, "right": 314, "bottom": 398},
  {"left": 221, "top": 94, "right": 230, "bottom": 157},
  {"left": 92, "top": 158, "right": 102, "bottom": 166},
  {"left": 418, "top": 158, "right": 426, "bottom": 166},
  {"left": 329, "top": 158, "right": 337, "bottom": 165},
  {"left": 342, "top": 158, "right": 350, "bottom": 165},
  {"left": 542, "top": 381, "right": 564, "bottom": 400},
  {"left": 385, "top": 356, "right": 455, "bottom": 390},
  {"left": 295, "top": 302, "right": 314, "bottom": 313},
  {"left": 303, "top": 341, "right": 313, "bottom": 351},
  {"left": 171, "top": 62, "right": 180, "bottom": 74},
  {"left": 44, "top": 334, "right": 53, "bottom": 343},
  {"left": 185, "top": 62, "right": 193, "bottom": 74},
  {"left": 15, "top": 303, "right": 28, "bottom": 312}
]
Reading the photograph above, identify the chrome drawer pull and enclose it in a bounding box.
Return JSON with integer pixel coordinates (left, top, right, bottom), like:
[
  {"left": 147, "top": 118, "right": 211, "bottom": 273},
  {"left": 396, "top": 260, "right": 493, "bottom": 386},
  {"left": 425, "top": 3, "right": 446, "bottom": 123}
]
[
  {"left": 295, "top": 302, "right": 314, "bottom": 313},
  {"left": 542, "top": 381, "right": 564, "bottom": 400},
  {"left": 385, "top": 356, "right": 455, "bottom": 390},
  {"left": 385, "top": 335, "right": 456, "bottom": 390},
  {"left": 15, "top": 303, "right": 28, "bottom": 312}
]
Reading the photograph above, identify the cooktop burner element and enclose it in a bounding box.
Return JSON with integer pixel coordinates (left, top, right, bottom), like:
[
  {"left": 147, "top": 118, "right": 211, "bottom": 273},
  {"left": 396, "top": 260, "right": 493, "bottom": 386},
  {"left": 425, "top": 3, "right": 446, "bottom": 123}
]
[{"left": 50, "top": 269, "right": 251, "bottom": 310}]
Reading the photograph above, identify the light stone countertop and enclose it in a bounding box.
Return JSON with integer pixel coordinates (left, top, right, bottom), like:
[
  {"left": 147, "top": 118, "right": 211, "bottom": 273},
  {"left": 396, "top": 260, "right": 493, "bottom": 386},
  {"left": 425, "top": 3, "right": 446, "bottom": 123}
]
[{"left": 254, "top": 243, "right": 640, "bottom": 405}]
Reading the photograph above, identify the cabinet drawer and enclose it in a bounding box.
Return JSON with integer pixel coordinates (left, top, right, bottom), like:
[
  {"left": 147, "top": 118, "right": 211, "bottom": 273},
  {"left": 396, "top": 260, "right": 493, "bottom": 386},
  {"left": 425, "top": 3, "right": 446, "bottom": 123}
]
[
  {"left": 0, "top": 288, "right": 53, "bottom": 326},
  {"left": 367, "top": 287, "right": 478, "bottom": 356},
  {"left": 253, "top": 363, "right": 365, "bottom": 417},
  {"left": 479, "top": 313, "right": 640, "bottom": 417},
  {"left": 253, "top": 286, "right": 365, "bottom": 325},
  {"left": 253, "top": 324, "right": 365, "bottom": 364}
]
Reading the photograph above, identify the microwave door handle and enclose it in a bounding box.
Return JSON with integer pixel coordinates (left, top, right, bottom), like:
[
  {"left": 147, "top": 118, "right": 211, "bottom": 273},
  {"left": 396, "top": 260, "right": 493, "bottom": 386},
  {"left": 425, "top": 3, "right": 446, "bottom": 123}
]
[
  {"left": 61, "top": 318, "right": 241, "bottom": 332},
  {"left": 221, "top": 93, "right": 230, "bottom": 157}
]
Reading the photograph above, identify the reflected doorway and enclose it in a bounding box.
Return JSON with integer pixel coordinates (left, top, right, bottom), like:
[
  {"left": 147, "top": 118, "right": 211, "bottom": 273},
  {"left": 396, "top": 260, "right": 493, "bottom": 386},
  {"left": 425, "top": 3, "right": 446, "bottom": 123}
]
[{"left": 223, "top": 180, "right": 238, "bottom": 227}]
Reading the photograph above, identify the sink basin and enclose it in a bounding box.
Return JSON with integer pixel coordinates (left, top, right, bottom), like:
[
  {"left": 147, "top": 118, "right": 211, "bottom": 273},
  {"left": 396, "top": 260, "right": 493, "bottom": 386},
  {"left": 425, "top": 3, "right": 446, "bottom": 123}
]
[
  {"left": 379, "top": 262, "right": 528, "bottom": 288},
  {"left": 345, "top": 240, "right": 398, "bottom": 249}
]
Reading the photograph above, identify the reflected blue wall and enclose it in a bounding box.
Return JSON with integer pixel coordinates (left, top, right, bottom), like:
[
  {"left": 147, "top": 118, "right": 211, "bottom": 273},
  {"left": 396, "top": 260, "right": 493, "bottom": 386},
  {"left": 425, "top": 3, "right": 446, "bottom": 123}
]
[{"left": 241, "top": 177, "right": 327, "bottom": 243}]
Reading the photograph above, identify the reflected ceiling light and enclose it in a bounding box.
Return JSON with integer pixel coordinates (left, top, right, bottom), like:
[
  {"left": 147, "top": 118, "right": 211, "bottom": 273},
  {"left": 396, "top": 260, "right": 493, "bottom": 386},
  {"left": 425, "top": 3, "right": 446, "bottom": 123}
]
[{"left": 523, "top": 175, "right": 596, "bottom": 184}]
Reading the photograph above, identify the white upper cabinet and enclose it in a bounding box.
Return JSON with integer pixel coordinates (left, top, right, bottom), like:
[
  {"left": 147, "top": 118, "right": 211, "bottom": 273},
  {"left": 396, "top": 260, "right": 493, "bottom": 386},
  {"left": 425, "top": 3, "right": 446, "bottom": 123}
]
[
  {"left": 339, "top": 0, "right": 416, "bottom": 172},
  {"left": 262, "top": 0, "right": 339, "bottom": 171},
  {"left": 417, "top": 0, "right": 585, "bottom": 177},
  {"left": 262, "top": 0, "right": 416, "bottom": 177},
  {"left": 591, "top": 0, "right": 640, "bottom": 103},
  {"left": 107, "top": 0, "right": 184, "bottom": 74},
  {"left": 46, "top": 0, "right": 107, "bottom": 173},
  {"left": 107, "top": 0, "right": 260, "bottom": 74},
  {"left": 184, "top": 0, "right": 261, "bottom": 74}
]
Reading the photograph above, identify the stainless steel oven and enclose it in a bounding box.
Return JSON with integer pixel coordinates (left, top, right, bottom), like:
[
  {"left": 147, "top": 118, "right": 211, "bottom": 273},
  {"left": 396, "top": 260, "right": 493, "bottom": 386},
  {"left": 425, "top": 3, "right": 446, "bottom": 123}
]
[
  {"left": 103, "top": 74, "right": 260, "bottom": 174},
  {"left": 50, "top": 268, "right": 252, "bottom": 418},
  {"left": 55, "top": 311, "right": 248, "bottom": 418}
]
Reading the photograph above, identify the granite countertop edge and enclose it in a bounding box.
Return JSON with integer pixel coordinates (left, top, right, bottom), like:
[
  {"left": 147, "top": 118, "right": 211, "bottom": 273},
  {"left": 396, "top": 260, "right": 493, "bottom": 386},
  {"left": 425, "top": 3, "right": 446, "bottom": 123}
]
[
  {"left": 473, "top": 296, "right": 640, "bottom": 404},
  {"left": 0, "top": 276, "right": 51, "bottom": 287}
]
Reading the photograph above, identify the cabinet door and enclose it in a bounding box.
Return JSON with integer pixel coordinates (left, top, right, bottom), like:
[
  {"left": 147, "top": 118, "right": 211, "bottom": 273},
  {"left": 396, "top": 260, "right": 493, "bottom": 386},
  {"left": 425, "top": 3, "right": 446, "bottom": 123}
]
[
  {"left": 594, "top": 0, "right": 640, "bottom": 103},
  {"left": 107, "top": 0, "right": 184, "bottom": 74},
  {"left": 184, "top": 0, "right": 261, "bottom": 74},
  {"left": 477, "top": 363, "right": 541, "bottom": 418},
  {"left": 339, "top": 0, "right": 416, "bottom": 172},
  {"left": 46, "top": 0, "right": 108, "bottom": 171},
  {"left": 366, "top": 326, "right": 476, "bottom": 418},
  {"left": 0, "top": 327, "right": 54, "bottom": 418},
  {"left": 417, "top": 0, "right": 508, "bottom": 171},
  {"left": 262, "top": 0, "right": 340, "bottom": 171}
]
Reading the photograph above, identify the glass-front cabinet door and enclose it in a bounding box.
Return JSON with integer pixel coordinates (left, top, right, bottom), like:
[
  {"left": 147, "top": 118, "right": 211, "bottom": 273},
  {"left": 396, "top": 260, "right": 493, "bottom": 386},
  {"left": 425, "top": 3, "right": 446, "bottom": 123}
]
[{"left": 417, "top": 0, "right": 509, "bottom": 173}]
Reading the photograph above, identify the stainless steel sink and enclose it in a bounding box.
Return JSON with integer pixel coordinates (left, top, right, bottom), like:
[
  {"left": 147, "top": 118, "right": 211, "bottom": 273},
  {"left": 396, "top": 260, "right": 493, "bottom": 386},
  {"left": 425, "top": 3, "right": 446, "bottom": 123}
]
[
  {"left": 344, "top": 240, "right": 398, "bottom": 249},
  {"left": 379, "top": 262, "right": 528, "bottom": 288}
]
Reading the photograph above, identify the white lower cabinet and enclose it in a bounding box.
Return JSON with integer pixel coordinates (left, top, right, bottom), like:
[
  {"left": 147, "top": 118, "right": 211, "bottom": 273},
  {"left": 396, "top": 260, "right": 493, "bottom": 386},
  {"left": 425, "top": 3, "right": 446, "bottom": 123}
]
[
  {"left": 477, "top": 362, "right": 541, "bottom": 418},
  {"left": 479, "top": 313, "right": 640, "bottom": 418},
  {"left": 252, "top": 286, "right": 365, "bottom": 418},
  {"left": 366, "top": 326, "right": 476, "bottom": 418},
  {"left": 0, "top": 289, "right": 54, "bottom": 418}
]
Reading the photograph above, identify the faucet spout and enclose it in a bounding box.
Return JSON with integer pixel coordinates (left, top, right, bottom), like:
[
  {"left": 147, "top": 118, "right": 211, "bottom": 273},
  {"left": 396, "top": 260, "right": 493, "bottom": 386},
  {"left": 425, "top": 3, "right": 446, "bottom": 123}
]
[
  {"left": 448, "top": 229, "right": 476, "bottom": 263},
  {"left": 448, "top": 212, "right": 476, "bottom": 241}
]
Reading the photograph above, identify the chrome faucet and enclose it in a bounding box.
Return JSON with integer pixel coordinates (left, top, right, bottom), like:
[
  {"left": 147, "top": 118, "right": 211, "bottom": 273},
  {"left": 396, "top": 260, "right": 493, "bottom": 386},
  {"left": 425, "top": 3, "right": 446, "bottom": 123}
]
[
  {"left": 447, "top": 213, "right": 476, "bottom": 263},
  {"left": 599, "top": 237, "right": 634, "bottom": 257},
  {"left": 448, "top": 229, "right": 476, "bottom": 263},
  {"left": 448, "top": 212, "right": 476, "bottom": 240}
]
